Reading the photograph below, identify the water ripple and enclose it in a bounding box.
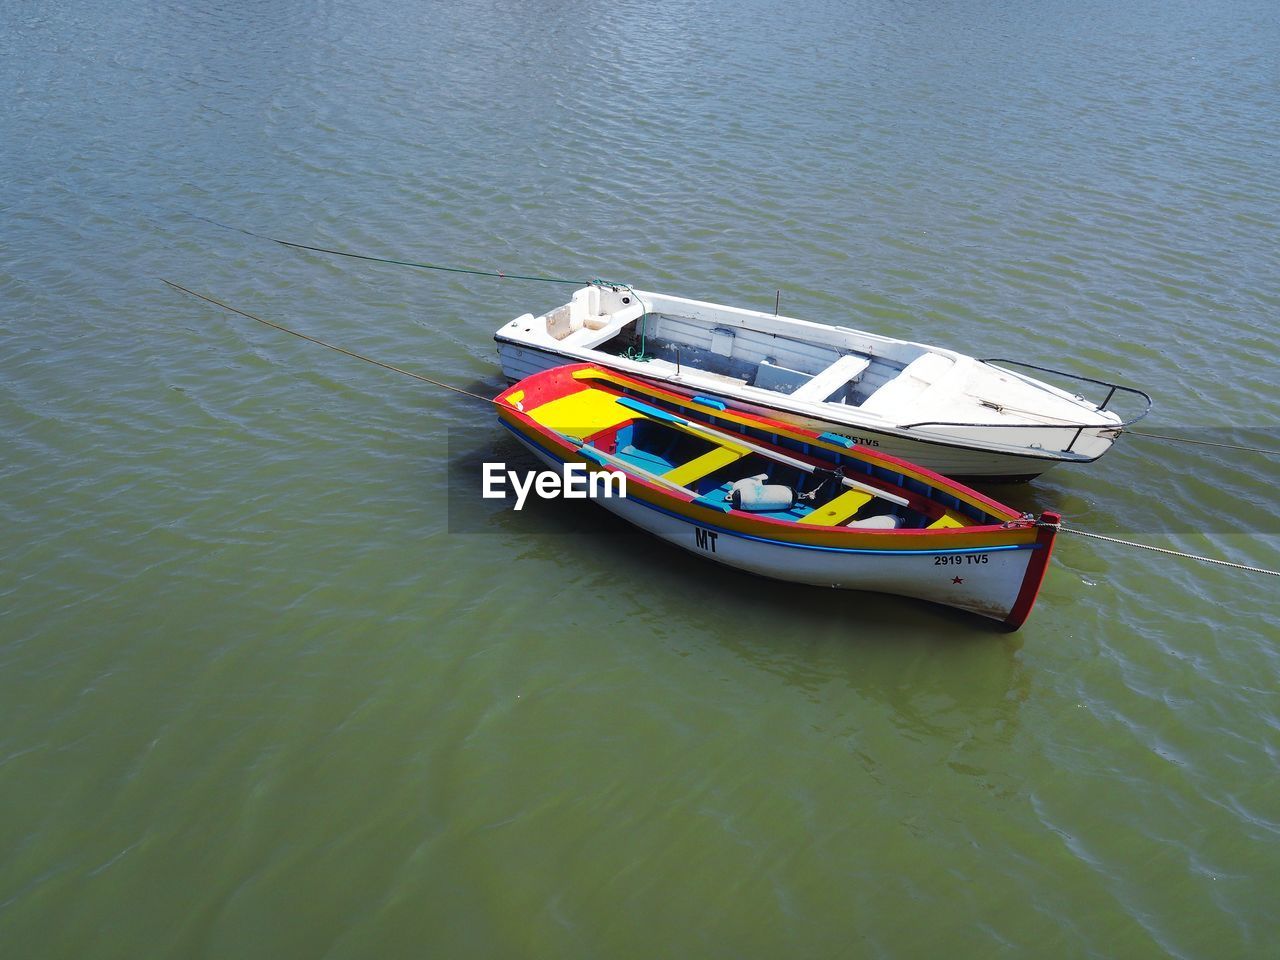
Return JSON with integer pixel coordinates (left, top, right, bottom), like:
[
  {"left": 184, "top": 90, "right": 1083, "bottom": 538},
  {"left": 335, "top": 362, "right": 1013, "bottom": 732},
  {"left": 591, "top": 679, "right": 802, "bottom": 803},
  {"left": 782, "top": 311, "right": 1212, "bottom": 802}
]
[{"left": 3, "top": 0, "right": 1278, "bottom": 956}]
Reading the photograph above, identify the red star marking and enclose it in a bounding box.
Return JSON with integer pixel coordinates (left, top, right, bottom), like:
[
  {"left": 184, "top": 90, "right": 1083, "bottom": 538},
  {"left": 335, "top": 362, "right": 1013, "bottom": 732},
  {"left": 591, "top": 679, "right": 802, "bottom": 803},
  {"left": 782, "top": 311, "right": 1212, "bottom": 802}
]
[{"left": 951, "top": 576, "right": 964, "bottom": 584}]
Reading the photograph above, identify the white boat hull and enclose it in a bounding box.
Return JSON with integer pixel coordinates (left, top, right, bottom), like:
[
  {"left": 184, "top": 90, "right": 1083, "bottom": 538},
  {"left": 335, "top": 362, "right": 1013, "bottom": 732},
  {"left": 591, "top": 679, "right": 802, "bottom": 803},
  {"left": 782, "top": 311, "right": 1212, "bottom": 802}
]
[{"left": 515, "top": 439, "right": 1039, "bottom": 623}]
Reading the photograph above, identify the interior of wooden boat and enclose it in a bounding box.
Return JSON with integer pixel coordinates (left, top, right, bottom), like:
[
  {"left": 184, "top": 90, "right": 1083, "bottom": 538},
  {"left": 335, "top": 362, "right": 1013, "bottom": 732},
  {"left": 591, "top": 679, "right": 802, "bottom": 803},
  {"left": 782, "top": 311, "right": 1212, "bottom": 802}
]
[{"left": 539, "top": 380, "right": 1005, "bottom": 531}]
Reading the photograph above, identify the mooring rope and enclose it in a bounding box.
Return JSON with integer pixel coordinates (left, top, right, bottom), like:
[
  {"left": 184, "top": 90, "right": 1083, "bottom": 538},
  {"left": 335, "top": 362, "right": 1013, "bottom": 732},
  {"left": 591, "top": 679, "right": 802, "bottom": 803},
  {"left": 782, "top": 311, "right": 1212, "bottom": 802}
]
[
  {"left": 1126, "top": 429, "right": 1279, "bottom": 457},
  {"left": 161, "top": 280, "right": 497, "bottom": 405},
  {"left": 1038, "top": 520, "right": 1279, "bottom": 577},
  {"left": 190, "top": 215, "right": 594, "bottom": 286},
  {"left": 190, "top": 214, "right": 655, "bottom": 361}
]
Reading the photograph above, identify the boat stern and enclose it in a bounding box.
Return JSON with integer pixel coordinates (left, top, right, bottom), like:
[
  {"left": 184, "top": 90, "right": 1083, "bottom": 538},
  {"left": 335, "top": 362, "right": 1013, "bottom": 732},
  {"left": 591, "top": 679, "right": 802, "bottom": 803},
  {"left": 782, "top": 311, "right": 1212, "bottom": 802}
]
[{"left": 1001, "top": 511, "right": 1061, "bottom": 630}]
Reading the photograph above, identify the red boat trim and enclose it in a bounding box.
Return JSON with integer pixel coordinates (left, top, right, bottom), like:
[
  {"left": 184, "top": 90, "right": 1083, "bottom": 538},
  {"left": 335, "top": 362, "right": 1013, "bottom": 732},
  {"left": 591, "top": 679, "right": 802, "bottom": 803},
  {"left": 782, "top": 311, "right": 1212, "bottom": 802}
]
[{"left": 1002, "top": 511, "right": 1060, "bottom": 630}]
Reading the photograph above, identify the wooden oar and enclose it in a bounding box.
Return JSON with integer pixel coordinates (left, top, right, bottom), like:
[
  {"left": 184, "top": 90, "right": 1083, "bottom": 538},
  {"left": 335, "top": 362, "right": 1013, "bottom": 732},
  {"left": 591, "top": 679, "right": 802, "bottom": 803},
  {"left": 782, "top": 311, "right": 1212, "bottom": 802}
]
[
  {"left": 614, "top": 397, "right": 911, "bottom": 508},
  {"left": 557, "top": 434, "right": 693, "bottom": 495}
]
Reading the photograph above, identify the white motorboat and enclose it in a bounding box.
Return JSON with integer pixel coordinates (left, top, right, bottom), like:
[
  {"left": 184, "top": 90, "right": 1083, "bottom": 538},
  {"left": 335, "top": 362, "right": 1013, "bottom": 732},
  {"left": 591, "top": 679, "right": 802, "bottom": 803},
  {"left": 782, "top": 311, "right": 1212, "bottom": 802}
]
[{"left": 495, "top": 284, "right": 1151, "bottom": 481}]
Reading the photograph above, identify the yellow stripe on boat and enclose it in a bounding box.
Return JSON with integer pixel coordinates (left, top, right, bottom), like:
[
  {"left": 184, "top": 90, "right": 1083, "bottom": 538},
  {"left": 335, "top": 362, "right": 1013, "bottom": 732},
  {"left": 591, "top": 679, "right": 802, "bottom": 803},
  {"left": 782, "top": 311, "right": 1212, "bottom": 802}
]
[
  {"left": 798, "top": 489, "right": 873, "bottom": 526},
  {"left": 530, "top": 389, "right": 634, "bottom": 434},
  {"left": 663, "top": 447, "right": 747, "bottom": 486},
  {"left": 927, "top": 511, "right": 968, "bottom": 529}
]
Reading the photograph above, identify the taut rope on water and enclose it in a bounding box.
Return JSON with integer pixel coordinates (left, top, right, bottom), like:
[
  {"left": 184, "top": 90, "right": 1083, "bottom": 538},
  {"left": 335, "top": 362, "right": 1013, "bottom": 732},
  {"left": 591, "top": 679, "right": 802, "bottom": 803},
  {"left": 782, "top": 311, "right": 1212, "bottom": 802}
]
[
  {"left": 1126, "top": 429, "right": 1280, "bottom": 457},
  {"left": 189, "top": 215, "right": 655, "bottom": 361},
  {"left": 161, "top": 280, "right": 496, "bottom": 405},
  {"left": 190, "top": 216, "right": 591, "bottom": 286},
  {"left": 1037, "top": 520, "right": 1280, "bottom": 577}
]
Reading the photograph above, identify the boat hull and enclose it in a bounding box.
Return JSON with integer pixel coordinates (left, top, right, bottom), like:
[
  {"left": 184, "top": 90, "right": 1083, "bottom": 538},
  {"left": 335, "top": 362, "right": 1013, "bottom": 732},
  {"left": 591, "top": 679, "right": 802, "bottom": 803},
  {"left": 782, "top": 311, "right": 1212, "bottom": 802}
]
[
  {"left": 526, "top": 443, "right": 1045, "bottom": 623},
  {"left": 494, "top": 366, "right": 1059, "bottom": 628}
]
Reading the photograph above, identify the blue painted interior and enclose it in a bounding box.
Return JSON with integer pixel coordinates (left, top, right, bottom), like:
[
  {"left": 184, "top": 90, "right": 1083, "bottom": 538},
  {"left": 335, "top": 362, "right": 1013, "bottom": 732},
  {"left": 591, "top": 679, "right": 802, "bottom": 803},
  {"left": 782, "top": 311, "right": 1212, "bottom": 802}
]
[{"left": 614, "top": 446, "right": 675, "bottom": 474}]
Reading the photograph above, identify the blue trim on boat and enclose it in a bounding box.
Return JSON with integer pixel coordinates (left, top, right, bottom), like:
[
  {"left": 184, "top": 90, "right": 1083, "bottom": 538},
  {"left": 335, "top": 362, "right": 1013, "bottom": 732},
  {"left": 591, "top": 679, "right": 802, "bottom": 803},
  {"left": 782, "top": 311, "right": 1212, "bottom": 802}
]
[
  {"left": 499, "top": 420, "right": 1038, "bottom": 557},
  {"left": 613, "top": 445, "right": 674, "bottom": 473},
  {"left": 818, "top": 431, "right": 855, "bottom": 448},
  {"left": 616, "top": 396, "right": 685, "bottom": 424},
  {"left": 692, "top": 395, "right": 726, "bottom": 410}
]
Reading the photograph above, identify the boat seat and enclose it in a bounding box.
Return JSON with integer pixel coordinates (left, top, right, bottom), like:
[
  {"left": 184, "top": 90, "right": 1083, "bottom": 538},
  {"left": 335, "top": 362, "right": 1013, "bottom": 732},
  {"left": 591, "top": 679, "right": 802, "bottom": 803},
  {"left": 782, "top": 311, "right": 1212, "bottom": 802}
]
[
  {"left": 752, "top": 360, "right": 810, "bottom": 394},
  {"left": 798, "top": 488, "right": 873, "bottom": 526},
  {"left": 530, "top": 388, "right": 635, "bottom": 434},
  {"left": 613, "top": 445, "right": 674, "bottom": 474},
  {"left": 789, "top": 354, "right": 873, "bottom": 403},
  {"left": 860, "top": 353, "right": 956, "bottom": 416},
  {"left": 663, "top": 447, "right": 747, "bottom": 487}
]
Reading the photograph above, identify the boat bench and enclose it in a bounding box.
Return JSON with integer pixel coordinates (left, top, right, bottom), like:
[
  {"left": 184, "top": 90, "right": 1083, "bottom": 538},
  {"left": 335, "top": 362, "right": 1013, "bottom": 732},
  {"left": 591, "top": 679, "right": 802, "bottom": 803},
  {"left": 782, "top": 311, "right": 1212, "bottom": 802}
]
[
  {"left": 663, "top": 447, "right": 746, "bottom": 486},
  {"left": 752, "top": 360, "right": 811, "bottom": 394},
  {"left": 798, "top": 488, "right": 873, "bottom": 526},
  {"left": 789, "top": 354, "right": 873, "bottom": 403},
  {"left": 530, "top": 388, "right": 635, "bottom": 434},
  {"left": 614, "top": 445, "right": 675, "bottom": 474},
  {"left": 859, "top": 353, "right": 955, "bottom": 416}
]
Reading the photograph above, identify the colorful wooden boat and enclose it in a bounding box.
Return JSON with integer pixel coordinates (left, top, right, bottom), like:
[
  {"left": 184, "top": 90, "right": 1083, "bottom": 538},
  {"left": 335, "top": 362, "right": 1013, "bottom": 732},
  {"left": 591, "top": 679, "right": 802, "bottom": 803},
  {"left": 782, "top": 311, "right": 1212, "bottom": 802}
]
[
  {"left": 495, "top": 284, "right": 1151, "bottom": 481},
  {"left": 495, "top": 363, "right": 1060, "bottom": 629}
]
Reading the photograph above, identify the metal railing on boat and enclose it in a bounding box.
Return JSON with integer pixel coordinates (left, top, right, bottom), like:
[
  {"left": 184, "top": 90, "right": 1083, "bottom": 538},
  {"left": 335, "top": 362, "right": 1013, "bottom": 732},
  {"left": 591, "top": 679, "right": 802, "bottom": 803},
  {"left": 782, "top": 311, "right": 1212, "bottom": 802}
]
[{"left": 896, "top": 358, "right": 1154, "bottom": 456}]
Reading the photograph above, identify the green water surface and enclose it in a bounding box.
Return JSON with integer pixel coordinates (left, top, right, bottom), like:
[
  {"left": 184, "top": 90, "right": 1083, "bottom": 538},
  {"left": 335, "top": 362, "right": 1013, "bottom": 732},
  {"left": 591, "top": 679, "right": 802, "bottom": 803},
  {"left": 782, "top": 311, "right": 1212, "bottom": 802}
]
[{"left": 2, "top": 1, "right": 1277, "bottom": 957}]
